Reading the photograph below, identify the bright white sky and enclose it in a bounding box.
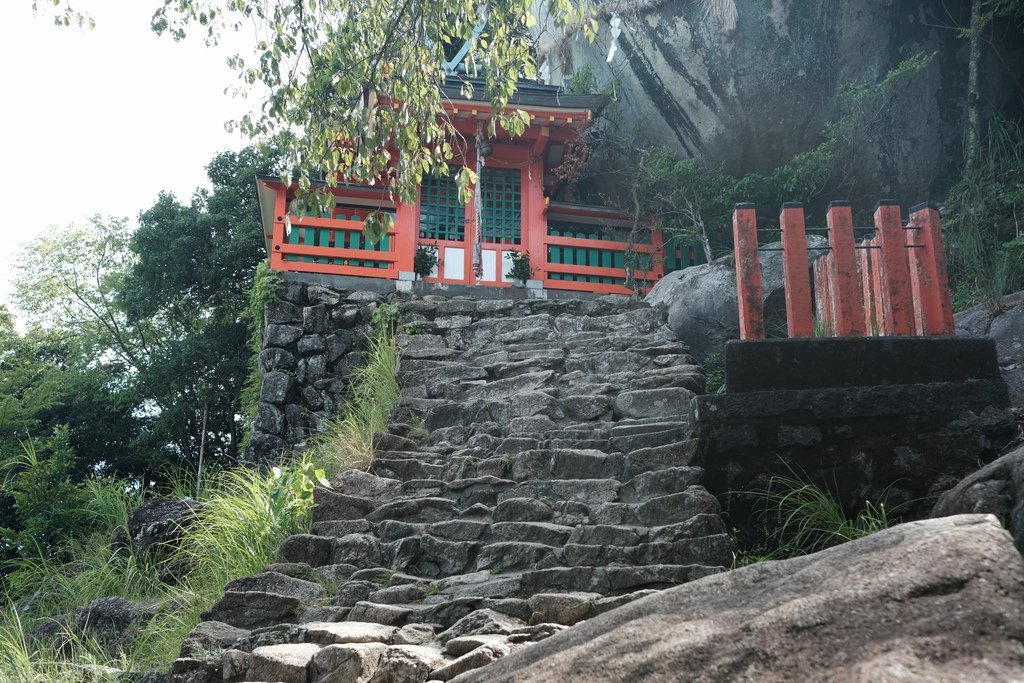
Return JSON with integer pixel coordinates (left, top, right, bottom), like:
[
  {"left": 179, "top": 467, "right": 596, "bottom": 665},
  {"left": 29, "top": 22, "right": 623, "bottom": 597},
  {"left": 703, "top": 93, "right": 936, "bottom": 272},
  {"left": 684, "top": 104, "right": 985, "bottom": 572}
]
[{"left": 0, "top": 2, "right": 255, "bottom": 306}]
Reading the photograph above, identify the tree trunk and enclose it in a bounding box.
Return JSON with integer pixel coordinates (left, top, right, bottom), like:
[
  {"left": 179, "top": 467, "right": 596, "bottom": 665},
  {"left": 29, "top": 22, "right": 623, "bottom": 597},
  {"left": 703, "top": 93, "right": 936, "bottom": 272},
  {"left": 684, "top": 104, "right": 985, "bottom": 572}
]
[{"left": 966, "top": 0, "right": 982, "bottom": 169}]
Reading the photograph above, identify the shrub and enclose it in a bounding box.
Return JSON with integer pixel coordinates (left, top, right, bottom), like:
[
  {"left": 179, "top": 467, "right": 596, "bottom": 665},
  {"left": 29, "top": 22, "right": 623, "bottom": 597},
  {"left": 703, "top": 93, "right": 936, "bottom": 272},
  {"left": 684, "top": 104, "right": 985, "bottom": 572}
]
[
  {"left": 505, "top": 250, "right": 532, "bottom": 284},
  {"left": 413, "top": 243, "right": 439, "bottom": 278}
]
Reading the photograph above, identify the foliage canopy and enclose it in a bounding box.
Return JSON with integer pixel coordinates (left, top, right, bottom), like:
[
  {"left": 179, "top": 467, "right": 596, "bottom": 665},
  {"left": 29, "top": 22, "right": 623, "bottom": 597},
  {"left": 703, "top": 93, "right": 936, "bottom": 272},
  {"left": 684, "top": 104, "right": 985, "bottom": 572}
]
[{"left": 146, "top": 0, "right": 595, "bottom": 212}]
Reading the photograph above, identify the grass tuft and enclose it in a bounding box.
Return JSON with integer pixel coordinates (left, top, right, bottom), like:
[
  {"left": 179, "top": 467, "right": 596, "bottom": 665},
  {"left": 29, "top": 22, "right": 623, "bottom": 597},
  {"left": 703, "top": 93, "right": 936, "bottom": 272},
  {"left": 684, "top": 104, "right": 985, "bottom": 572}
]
[
  {"left": 306, "top": 315, "right": 401, "bottom": 475},
  {"left": 737, "top": 473, "right": 891, "bottom": 566}
]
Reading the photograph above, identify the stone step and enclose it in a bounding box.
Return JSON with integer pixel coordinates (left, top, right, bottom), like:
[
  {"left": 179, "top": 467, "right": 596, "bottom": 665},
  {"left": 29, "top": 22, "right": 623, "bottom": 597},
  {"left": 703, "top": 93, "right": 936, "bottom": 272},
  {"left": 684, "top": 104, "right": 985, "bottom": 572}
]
[
  {"left": 373, "top": 457, "right": 445, "bottom": 481},
  {"left": 619, "top": 466, "right": 705, "bottom": 503},
  {"left": 517, "top": 449, "right": 623, "bottom": 482},
  {"left": 543, "top": 438, "right": 613, "bottom": 451},
  {"left": 592, "top": 487, "right": 722, "bottom": 527},
  {"left": 487, "top": 521, "right": 575, "bottom": 547},
  {"left": 622, "top": 440, "right": 700, "bottom": 477},
  {"left": 609, "top": 425, "right": 692, "bottom": 453},
  {"left": 497, "top": 479, "right": 621, "bottom": 506},
  {"left": 477, "top": 542, "right": 559, "bottom": 572},
  {"left": 515, "top": 563, "right": 725, "bottom": 596},
  {"left": 566, "top": 524, "right": 647, "bottom": 547},
  {"left": 561, "top": 535, "right": 733, "bottom": 568},
  {"left": 365, "top": 497, "right": 460, "bottom": 524},
  {"left": 311, "top": 519, "right": 372, "bottom": 537}
]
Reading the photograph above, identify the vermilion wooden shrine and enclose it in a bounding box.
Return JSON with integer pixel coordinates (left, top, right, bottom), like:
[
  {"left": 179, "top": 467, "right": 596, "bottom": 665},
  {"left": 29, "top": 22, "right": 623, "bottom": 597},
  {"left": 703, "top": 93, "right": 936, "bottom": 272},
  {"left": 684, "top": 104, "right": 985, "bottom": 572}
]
[{"left": 256, "top": 81, "right": 701, "bottom": 295}]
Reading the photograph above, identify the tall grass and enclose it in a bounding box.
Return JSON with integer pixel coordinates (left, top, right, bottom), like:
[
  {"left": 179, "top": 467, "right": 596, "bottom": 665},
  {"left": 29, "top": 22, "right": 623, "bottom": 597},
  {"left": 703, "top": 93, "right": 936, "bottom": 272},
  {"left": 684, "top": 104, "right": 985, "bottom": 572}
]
[
  {"left": 306, "top": 310, "right": 401, "bottom": 475},
  {"left": 737, "top": 473, "right": 891, "bottom": 565},
  {"left": 0, "top": 606, "right": 125, "bottom": 683},
  {"left": 945, "top": 114, "right": 1024, "bottom": 311},
  {"left": 0, "top": 459, "right": 321, "bottom": 678},
  {"left": 0, "top": 299, "right": 405, "bottom": 680}
]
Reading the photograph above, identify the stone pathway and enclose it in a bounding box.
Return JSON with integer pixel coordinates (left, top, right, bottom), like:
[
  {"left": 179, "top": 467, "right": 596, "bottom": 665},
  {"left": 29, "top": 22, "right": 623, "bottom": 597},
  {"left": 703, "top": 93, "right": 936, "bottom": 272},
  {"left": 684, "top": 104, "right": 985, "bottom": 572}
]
[{"left": 170, "top": 295, "right": 733, "bottom": 683}]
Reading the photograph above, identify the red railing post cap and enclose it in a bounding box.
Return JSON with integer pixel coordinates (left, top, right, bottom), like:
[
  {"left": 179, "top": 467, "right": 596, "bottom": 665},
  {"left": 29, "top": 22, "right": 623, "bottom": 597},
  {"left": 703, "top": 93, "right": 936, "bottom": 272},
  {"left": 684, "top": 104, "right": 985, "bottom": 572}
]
[{"left": 908, "top": 201, "right": 940, "bottom": 214}]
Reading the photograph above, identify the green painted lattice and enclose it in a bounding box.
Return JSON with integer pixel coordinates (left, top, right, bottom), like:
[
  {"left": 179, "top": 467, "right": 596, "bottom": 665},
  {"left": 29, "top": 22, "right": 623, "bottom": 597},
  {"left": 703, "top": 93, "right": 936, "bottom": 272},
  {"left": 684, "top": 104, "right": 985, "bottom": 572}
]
[
  {"left": 547, "top": 222, "right": 633, "bottom": 284},
  {"left": 480, "top": 167, "right": 521, "bottom": 244},
  {"left": 419, "top": 175, "right": 465, "bottom": 241},
  {"left": 546, "top": 221, "right": 660, "bottom": 287}
]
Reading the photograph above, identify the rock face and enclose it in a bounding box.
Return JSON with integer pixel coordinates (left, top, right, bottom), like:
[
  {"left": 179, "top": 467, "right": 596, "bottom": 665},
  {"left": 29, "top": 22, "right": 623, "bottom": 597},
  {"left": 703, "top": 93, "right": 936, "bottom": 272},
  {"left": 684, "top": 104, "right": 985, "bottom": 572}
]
[
  {"left": 459, "top": 515, "right": 1024, "bottom": 682},
  {"left": 955, "top": 290, "right": 1024, "bottom": 408},
  {"left": 933, "top": 442, "right": 1024, "bottom": 555},
  {"left": 539, "top": 0, "right": 1023, "bottom": 206},
  {"left": 169, "top": 291, "right": 732, "bottom": 682},
  {"left": 645, "top": 238, "right": 827, "bottom": 361}
]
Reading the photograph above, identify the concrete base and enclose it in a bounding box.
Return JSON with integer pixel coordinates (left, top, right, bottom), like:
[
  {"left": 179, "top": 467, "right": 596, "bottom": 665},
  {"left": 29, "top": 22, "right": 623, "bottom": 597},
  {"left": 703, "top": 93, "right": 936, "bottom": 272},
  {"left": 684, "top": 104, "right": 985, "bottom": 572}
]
[
  {"left": 694, "top": 337, "right": 1016, "bottom": 549},
  {"left": 724, "top": 337, "right": 1003, "bottom": 392}
]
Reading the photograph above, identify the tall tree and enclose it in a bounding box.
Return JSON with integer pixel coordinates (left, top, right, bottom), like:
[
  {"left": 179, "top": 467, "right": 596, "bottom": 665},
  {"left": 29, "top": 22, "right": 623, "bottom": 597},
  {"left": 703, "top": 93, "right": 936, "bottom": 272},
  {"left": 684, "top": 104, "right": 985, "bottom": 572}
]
[
  {"left": 121, "top": 147, "right": 279, "bottom": 467},
  {"left": 13, "top": 147, "right": 279, "bottom": 474}
]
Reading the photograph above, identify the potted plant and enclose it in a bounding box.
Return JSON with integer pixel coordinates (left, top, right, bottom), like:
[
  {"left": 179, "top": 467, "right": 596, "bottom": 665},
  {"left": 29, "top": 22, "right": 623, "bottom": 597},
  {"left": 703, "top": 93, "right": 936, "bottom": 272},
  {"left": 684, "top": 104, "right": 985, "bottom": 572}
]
[
  {"left": 505, "top": 249, "right": 533, "bottom": 286},
  {"left": 413, "top": 243, "right": 439, "bottom": 279}
]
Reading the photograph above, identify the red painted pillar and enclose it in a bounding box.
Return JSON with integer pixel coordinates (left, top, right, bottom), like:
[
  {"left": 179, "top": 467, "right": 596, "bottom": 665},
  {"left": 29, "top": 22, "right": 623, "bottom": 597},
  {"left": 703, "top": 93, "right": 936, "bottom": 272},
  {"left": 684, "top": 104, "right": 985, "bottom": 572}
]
[
  {"left": 523, "top": 160, "right": 547, "bottom": 282},
  {"left": 733, "top": 203, "right": 765, "bottom": 340},
  {"left": 825, "top": 252, "right": 837, "bottom": 333},
  {"left": 394, "top": 194, "right": 418, "bottom": 276},
  {"left": 908, "top": 203, "right": 955, "bottom": 335},
  {"left": 780, "top": 203, "right": 814, "bottom": 337},
  {"left": 826, "top": 201, "right": 866, "bottom": 336},
  {"left": 874, "top": 201, "right": 914, "bottom": 336},
  {"left": 270, "top": 185, "right": 288, "bottom": 271}
]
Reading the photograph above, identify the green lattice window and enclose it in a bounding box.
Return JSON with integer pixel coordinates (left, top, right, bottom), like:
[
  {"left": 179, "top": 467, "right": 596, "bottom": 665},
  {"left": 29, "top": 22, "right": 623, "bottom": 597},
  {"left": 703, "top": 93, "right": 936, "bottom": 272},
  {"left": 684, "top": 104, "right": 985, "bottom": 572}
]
[
  {"left": 419, "top": 174, "right": 466, "bottom": 241},
  {"left": 480, "top": 167, "right": 521, "bottom": 244}
]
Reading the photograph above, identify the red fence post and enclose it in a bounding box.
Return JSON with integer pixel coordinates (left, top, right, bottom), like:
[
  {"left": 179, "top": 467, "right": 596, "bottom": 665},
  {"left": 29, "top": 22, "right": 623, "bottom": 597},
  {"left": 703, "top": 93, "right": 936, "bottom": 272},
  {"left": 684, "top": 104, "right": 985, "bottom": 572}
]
[
  {"left": 826, "top": 201, "right": 866, "bottom": 336},
  {"left": 780, "top": 203, "right": 814, "bottom": 337},
  {"left": 869, "top": 236, "right": 890, "bottom": 335},
  {"left": 859, "top": 243, "right": 875, "bottom": 335},
  {"left": 908, "top": 203, "right": 955, "bottom": 335},
  {"left": 874, "top": 201, "right": 915, "bottom": 336},
  {"left": 813, "top": 256, "right": 834, "bottom": 336},
  {"left": 733, "top": 203, "right": 765, "bottom": 340}
]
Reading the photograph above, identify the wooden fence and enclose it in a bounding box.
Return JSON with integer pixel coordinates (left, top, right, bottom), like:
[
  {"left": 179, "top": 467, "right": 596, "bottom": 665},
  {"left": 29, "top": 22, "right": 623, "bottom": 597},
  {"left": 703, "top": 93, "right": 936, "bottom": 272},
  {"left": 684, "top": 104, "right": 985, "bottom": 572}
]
[{"left": 733, "top": 201, "right": 954, "bottom": 339}]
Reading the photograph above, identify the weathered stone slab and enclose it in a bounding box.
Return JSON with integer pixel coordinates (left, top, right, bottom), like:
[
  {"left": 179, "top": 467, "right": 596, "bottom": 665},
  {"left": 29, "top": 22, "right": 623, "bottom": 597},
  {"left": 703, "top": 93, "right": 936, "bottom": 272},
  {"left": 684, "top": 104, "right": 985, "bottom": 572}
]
[{"left": 457, "top": 516, "right": 1024, "bottom": 683}]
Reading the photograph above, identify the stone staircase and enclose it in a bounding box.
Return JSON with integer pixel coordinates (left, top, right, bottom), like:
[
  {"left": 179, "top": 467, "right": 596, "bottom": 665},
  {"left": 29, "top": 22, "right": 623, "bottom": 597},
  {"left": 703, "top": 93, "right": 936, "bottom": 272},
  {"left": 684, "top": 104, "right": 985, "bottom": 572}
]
[{"left": 169, "top": 295, "right": 733, "bottom": 683}]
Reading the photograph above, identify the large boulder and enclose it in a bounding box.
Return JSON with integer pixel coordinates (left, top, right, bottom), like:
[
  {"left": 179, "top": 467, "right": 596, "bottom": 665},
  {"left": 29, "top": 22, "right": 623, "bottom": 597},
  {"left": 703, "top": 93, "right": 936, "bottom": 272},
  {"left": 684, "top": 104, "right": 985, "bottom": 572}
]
[
  {"left": 72, "top": 597, "right": 157, "bottom": 655},
  {"left": 645, "top": 237, "right": 827, "bottom": 362},
  {"left": 955, "top": 290, "right": 1024, "bottom": 408},
  {"left": 458, "top": 515, "right": 1024, "bottom": 682},
  {"left": 932, "top": 442, "right": 1024, "bottom": 555},
  {"left": 113, "top": 497, "right": 204, "bottom": 583}
]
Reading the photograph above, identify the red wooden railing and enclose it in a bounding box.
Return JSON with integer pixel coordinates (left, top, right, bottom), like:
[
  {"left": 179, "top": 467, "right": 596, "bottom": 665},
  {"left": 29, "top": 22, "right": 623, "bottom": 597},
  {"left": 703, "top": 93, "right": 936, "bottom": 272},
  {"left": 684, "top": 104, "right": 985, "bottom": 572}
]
[
  {"left": 265, "top": 180, "right": 667, "bottom": 295},
  {"left": 271, "top": 211, "right": 400, "bottom": 279},
  {"left": 541, "top": 204, "right": 665, "bottom": 295},
  {"left": 733, "top": 201, "right": 954, "bottom": 339}
]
